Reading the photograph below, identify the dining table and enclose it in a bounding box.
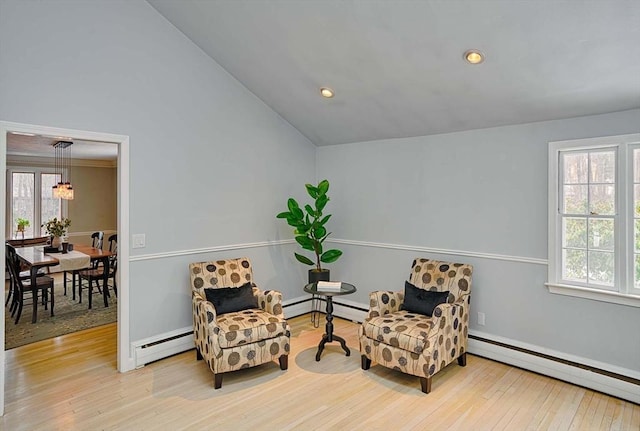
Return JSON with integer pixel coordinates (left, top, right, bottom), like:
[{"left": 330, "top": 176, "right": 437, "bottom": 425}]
[{"left": 14, "top": 244, "right": 113, "bottom": 323}]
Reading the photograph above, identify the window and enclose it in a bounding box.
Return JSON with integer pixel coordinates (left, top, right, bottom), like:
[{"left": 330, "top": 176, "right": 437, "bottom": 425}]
[
  {"left": 6, "top": 167, "right": 63, "bottom": 238},
  {"left": 548, "top": 134, "right": 640, "bottom": 307}
]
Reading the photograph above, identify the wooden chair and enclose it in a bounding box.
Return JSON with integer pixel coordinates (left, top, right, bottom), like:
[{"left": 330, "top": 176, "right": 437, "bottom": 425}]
[
  {"left": 105, "top": 234, "right": 117, "bottom": 296},
  {"left": 5, "top": 244, "right": 47, "bottom": 310},
  {"left": 77, "top": 234, "right": 116, "bottom": 309},
  {"left": 64, "top": 231, "right": 104, "bottom": 298},
  {"left": 6, "top": 244, "right": 55, "bottom": 324}
]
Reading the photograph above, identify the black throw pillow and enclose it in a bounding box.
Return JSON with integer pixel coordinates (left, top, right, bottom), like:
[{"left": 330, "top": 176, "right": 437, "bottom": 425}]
[
  {"left": 402, "top": 281, "right": 449, "bottom": 317},
  {"left": 204, "top": 282, "right": 258, "bottom": 315}
]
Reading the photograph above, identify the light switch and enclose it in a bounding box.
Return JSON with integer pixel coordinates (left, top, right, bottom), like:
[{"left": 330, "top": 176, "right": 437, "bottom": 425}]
[{"left": 132, "top": 234, "right": 146, "bottom": 248}]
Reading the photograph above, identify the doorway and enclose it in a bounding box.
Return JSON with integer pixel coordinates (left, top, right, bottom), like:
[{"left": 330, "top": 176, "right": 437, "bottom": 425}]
[{"left": 0, "top": 121, "right": 131, "bottom": 416}]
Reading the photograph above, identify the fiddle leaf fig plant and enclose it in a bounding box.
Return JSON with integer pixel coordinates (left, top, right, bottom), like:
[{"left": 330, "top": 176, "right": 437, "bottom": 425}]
[{"left": 276, "top": 179, "right": 343, "bottom": 271}]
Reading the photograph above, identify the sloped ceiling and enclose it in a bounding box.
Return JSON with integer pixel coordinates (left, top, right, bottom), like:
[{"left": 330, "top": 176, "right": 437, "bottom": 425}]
[{"left": 148, "top": 0, "right": 640, "bottom": 146}]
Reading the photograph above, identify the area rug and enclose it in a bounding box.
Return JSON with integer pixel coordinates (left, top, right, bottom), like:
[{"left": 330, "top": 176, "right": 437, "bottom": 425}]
[{"left": 4, "top": 273, "right": 117, "bottom": 350}]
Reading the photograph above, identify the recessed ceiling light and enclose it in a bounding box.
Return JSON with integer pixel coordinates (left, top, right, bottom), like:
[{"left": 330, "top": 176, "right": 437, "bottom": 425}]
[
  {"left": 320, "top": 87, "right": 334, "bottom": 98},
  {"left": 463, "top": 49, "right": 484, "bottom": 64}
]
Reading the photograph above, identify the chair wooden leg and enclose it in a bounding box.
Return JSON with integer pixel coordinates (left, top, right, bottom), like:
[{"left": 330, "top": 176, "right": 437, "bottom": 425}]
[
  {"left": 14, "top": 294, "right": 23, "bottom": 324},
  {"left": 50, "top": 286, "right": 54, "bottom": 316},
  {"left": 278, "top": 355, "right": 288, "bottom": 370},
  {"left": 214, "top": 373, "right": 223, "bottom": 389},
  {"left": 420, "top": 376, "right": 432, "bottom": 394},
  {"left": 72, "top": 271, "right": 78, "bottom": 300},
  {"left": 5, "top": 282, "right": 12, "bottom": 306},
  {"left": 361, "top": 355, "right": 371, "bottom": 370},
  {"left": 196, "top": 348, "right": 203, "bottom": 360},
  {"left": 88, "top": 280, "right": 93, "bottom": 309},
  {"left": 457, "top": 352, "right": 467, "bottom": 367},
  {"left": 31, "top": 289, "right": 38, "bottom": 323}
]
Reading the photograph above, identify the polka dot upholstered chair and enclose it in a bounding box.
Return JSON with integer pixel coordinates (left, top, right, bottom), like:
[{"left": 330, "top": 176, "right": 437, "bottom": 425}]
[
  {"left": 359, "top": 258, "right": 473, "bottom": 393},
  {"left": 190, "top": 257, "right": 291, "bottom": 389}
]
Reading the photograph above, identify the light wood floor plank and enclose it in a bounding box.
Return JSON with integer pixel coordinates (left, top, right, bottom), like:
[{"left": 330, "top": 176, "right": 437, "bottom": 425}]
[{"left": 2, "top": 316, "right": 639, "bottom": 430}]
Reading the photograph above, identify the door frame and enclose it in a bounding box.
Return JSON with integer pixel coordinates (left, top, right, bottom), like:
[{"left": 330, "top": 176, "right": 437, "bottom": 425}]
[{"left": 0, "top": 121, "right": 131, "bottom": 416}]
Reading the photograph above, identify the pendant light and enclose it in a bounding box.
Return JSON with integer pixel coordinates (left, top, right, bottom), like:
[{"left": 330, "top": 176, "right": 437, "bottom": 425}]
[{"left": 52, "top": 140, "right": 74, "bottom": 200}]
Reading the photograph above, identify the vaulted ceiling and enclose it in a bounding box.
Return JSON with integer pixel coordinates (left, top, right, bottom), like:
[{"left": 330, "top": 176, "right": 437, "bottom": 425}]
[{"left": 148, "top": 0, "right": 640, "bottom": 146}]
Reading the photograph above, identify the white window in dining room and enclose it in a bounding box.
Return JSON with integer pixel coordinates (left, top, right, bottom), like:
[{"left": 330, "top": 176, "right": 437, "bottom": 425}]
[
  {"left": 548, "top": 133, "right": 640, "bottom": 307},
  {"left": 6, "top": 167, "right": 63, "bottom": 238}
]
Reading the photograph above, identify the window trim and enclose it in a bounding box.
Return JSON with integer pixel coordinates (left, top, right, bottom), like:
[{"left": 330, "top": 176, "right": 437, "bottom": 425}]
[{"left": 548, "top": 133, "right": 640, "bottom": 307}]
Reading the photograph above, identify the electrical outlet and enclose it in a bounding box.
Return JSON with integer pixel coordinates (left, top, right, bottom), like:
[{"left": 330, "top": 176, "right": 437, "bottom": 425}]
[
  {"left": 132, "top": 234, "right": 146, "bottom": 249},
  {"left": 477, "top": 312, "right": 485, "bottom": 326}
]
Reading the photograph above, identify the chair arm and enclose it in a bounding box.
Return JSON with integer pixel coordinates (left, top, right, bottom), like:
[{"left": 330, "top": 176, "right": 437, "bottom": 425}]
[
  {"left": 429, "top": 294, "right": 470, "bottom": 334},
  {"left": 192, "top": 291, "right": 222, "bottom": 357},
  {"left": 253, "top": 286, "right": 285, "bottom": 318},
  {"left": 366, "top": 291, "right": 404, "bottom": 319}
]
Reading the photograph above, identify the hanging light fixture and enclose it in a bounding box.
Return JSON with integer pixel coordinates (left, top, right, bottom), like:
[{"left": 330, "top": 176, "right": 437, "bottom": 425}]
[{"left": 52, "top": 140, "right": 74, "bottom": 200}]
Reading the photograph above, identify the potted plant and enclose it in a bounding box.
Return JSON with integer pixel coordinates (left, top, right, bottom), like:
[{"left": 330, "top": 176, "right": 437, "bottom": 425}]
[
  {"left": 16, "top": 217, "right": 30, "bottom": 232},
  {"left": 276, "top": 179, "right": 343, "bottom": 283},
  {"left": 42, "top": 217, "right": 71, "bottom": 248}
]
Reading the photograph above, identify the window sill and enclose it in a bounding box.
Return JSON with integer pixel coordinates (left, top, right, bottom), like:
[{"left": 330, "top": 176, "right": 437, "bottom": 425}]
[{"left": 545, "top": 283, "right": 640, "bottom": 308}]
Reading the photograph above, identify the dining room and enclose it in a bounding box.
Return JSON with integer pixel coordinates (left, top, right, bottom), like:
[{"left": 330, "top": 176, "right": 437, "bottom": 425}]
[{"left": 4, "top": 133, "right": 119, "bottom": 350}]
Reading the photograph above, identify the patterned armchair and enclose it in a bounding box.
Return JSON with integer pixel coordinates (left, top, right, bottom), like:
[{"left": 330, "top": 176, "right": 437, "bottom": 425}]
[
  {"left": 190, "top": 257, "right": 291, "bottom": 389},
  {"left": 359, "top": 258, "right": 473, "bottom": 393}
]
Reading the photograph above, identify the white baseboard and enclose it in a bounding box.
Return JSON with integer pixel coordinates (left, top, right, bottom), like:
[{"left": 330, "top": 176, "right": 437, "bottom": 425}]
[
  {"left": 468, "top": 335, "right": 639, "bottom": 404},
  {"left": 283, "top": 295, "right": 367, "bottom": 323},
  {"left": 283, "top": 295, "right": 314, "bottom": 318},
  {"left": 131, "top": 326, "right": 194, "bottom": 368}
]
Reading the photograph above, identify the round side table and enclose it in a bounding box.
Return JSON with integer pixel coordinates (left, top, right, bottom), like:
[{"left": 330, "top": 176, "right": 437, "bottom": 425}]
[{"left": 304, "top": 282, "right": 356, "bottom": 361}]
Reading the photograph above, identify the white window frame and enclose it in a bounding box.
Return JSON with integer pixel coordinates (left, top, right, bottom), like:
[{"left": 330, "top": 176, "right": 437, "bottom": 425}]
[
  {"left": 5, "top": 166, "right": 68, "bottom": 238},
  {"left": 547, "top": 133, "right": 640, "bottom": 307}
]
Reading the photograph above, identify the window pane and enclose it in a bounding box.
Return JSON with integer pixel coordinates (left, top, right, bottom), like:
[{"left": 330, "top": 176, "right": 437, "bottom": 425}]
[
  {"left": 12, "top": 172, "right": 35, "bottom": 237},
  {"left": 636, "top": 219, "right": 640, "bottom": 253},
  {"left": 588, "top": 251, "right": 615, "bottom": 286},
  {"left": 563, "top": 217, "right": 587, "bottom": 248},
  {"left": 563, "top": 185, "right": 588, "bottom": 214},
  {"left": 636, "top": 254, "right": 640, "bottom": 288},
  {"left": 41, "top": 173, "right": 61, "bottom": 235},
  {"left": 563, "top": 152, "right": 588, "bottom": 183},
  {"left": 589, "top": 184, "right": 615, "bottom": 215},
  {"left": 563, "top": 249, "right": 587, "bottom": 282},
  {"left": 635, "top": 184, "right": 640, "bottom": 218},
  {"left": 590, "top": 151, "right": 615, "bottom": 183},
  {"left": 588, "top": 218, "right": 614, "bottom": 251}
]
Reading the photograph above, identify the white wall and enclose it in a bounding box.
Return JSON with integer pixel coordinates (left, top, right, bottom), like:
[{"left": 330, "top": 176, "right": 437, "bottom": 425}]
[
  {"left": 317, "top": 109, "right": 640, "bottom": 372},
  {"left": 0, "top": 0, "right": 316, "bottom": 342}
]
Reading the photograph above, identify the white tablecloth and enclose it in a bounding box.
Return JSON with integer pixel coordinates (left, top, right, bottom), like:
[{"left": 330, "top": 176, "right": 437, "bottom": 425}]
[{"left": 47, "top": 250, "right": 91, "bottom": 271}]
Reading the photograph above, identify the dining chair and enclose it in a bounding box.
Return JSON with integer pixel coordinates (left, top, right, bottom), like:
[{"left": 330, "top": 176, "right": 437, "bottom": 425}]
[
  {"left": 6, "top": 243, "right": 55, "bottom": 324},
  {"left": 64, "top": 230, "right": 104, "bottom": 298},
  {"left": 77, "top": 234, "right": 116, "bottom": 308},
  {"left": 106, "top": 234, "right": 117, "bottom": 296},
  {"left": 5, "top": 244, "right": 47, "bottom": 311}
]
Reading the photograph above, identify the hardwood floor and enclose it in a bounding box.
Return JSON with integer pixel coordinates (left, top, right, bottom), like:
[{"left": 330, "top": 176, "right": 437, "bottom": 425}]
[{"left": 2, "top": 316, "right": 639, "bottom": 430}]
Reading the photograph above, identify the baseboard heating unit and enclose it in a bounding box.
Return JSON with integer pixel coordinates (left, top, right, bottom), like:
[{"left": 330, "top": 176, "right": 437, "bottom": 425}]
[{"left": 132, "top": 326, "right": 194, "bottom": 368}]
